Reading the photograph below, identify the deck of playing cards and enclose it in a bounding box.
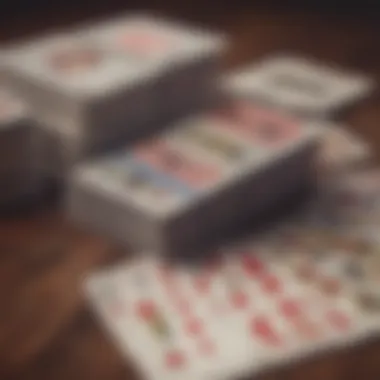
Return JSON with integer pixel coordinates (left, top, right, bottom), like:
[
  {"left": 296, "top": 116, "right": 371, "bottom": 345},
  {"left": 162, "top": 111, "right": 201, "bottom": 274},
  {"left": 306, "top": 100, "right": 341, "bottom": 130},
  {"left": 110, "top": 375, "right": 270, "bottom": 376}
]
[
  {"left": 67, "top": 100, "right": 319, "bottom": 255},
  {"left": 2, "top": 14, "right": 227, "bottom": 181},
  {"left": 0, "top": 89, "right": 42, "bottom": 205},
  {"left": 225, "top": 55, "right": 374, "bottom": 117}
]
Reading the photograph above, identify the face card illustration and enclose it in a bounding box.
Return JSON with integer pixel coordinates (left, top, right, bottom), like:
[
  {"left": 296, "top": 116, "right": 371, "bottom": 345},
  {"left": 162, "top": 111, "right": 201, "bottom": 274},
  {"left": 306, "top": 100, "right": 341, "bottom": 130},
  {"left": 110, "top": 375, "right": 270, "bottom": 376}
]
[
  {"left": 212, "top": 101, "right": 301, "bottom": 149},
  {"left": 133, "top": 140, "right": 224, "bottom": 190}
]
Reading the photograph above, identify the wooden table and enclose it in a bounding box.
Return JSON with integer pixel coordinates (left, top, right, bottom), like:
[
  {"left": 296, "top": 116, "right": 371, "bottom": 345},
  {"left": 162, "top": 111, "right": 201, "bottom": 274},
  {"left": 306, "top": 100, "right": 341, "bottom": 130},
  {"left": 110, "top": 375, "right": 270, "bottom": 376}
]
[{"left": 1, "top": 3, "right": 380, "bottom": 379}]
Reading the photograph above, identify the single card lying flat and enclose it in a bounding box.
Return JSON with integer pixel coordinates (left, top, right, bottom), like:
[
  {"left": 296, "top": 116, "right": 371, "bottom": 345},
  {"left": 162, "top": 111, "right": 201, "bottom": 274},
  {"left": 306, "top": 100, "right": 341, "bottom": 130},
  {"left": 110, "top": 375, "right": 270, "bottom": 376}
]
[
  {"left": 68, "top": 100, "right": 319, "bottom": 255},
  {"left": 85, "top": 227, "right": 380, "bottom": 380},
  {"left": 226, "top": 55, "right": 374, "bottom": 116}
]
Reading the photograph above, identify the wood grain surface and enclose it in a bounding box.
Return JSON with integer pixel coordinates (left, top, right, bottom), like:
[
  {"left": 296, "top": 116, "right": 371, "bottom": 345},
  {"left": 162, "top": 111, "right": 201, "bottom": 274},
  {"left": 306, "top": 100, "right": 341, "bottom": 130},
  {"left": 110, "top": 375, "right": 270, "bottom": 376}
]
[{"left": 1, "top": 3, "right": 380, "bottom": 380}]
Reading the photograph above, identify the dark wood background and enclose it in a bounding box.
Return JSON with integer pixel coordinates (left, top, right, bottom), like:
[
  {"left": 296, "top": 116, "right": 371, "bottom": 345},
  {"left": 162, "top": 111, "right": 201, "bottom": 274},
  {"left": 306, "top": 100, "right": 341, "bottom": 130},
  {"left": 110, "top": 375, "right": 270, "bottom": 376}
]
[{"left": 1, "top": 2, "right": 380, "bottom": 380}]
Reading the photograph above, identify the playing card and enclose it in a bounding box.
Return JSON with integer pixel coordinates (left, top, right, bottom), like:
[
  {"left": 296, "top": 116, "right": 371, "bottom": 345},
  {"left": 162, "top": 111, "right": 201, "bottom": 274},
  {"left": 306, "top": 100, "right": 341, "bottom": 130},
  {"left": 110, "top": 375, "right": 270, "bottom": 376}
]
[
  {"left": 226, "top": 55, "right": 374, "bottom": 117},
  {"left": 67, "top": 100, "right": 319, "bottom": 255},
  {"left": 85, "top": 225, "right": 380, "bottom": 380},
  {"left": 85, "top": 256, "right": 260, "bottom": 380}
]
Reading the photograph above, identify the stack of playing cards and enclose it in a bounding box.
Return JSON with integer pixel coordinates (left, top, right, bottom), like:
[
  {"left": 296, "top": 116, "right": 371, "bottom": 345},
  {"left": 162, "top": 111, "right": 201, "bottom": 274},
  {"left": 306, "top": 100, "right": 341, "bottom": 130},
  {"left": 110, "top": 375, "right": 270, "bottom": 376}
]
[
  {"left": 1, "top": 14, "right": 227, "bottom": 181},
  {"left": 225, "top": 55, "right": 374, "bottom": 117},
  {"left": 67, "top": 100, "right": 319, "bottom": 255},
  {"left": 0, "top": 89, "right": 42, "bottom": 205},
  {"left": 84, "top": 225, "right": 380, "bottom": 380}
]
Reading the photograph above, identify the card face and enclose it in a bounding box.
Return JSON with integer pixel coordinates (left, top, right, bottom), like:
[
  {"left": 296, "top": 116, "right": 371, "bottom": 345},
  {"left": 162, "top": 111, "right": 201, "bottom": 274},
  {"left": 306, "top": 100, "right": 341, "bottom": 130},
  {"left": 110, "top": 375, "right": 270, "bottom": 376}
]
[
  {"left": 86, "top": 229, "right": 380, "bottom": 380},
  {"left": 132, "top": 139, "right": 224, "bottom": 190},
  {"left": 85, "top": 260, "right": 200, "bottom": 380},
  {"left": 227, "top": 56, "right": 374, "bottom": 114},
  {"left": 85, "top": 258, "right": 258, "bottom": 380}
]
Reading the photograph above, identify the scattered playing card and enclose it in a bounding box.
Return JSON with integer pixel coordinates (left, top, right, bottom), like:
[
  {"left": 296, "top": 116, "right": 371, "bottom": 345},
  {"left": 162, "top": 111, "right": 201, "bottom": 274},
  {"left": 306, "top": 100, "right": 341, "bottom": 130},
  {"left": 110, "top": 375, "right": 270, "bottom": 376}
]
[
  {"left": 226, "top": 55, "right": 374, "bottom": 116},
  {"left": 85, "top": 226, "right": 380, "bottom": 380}
]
